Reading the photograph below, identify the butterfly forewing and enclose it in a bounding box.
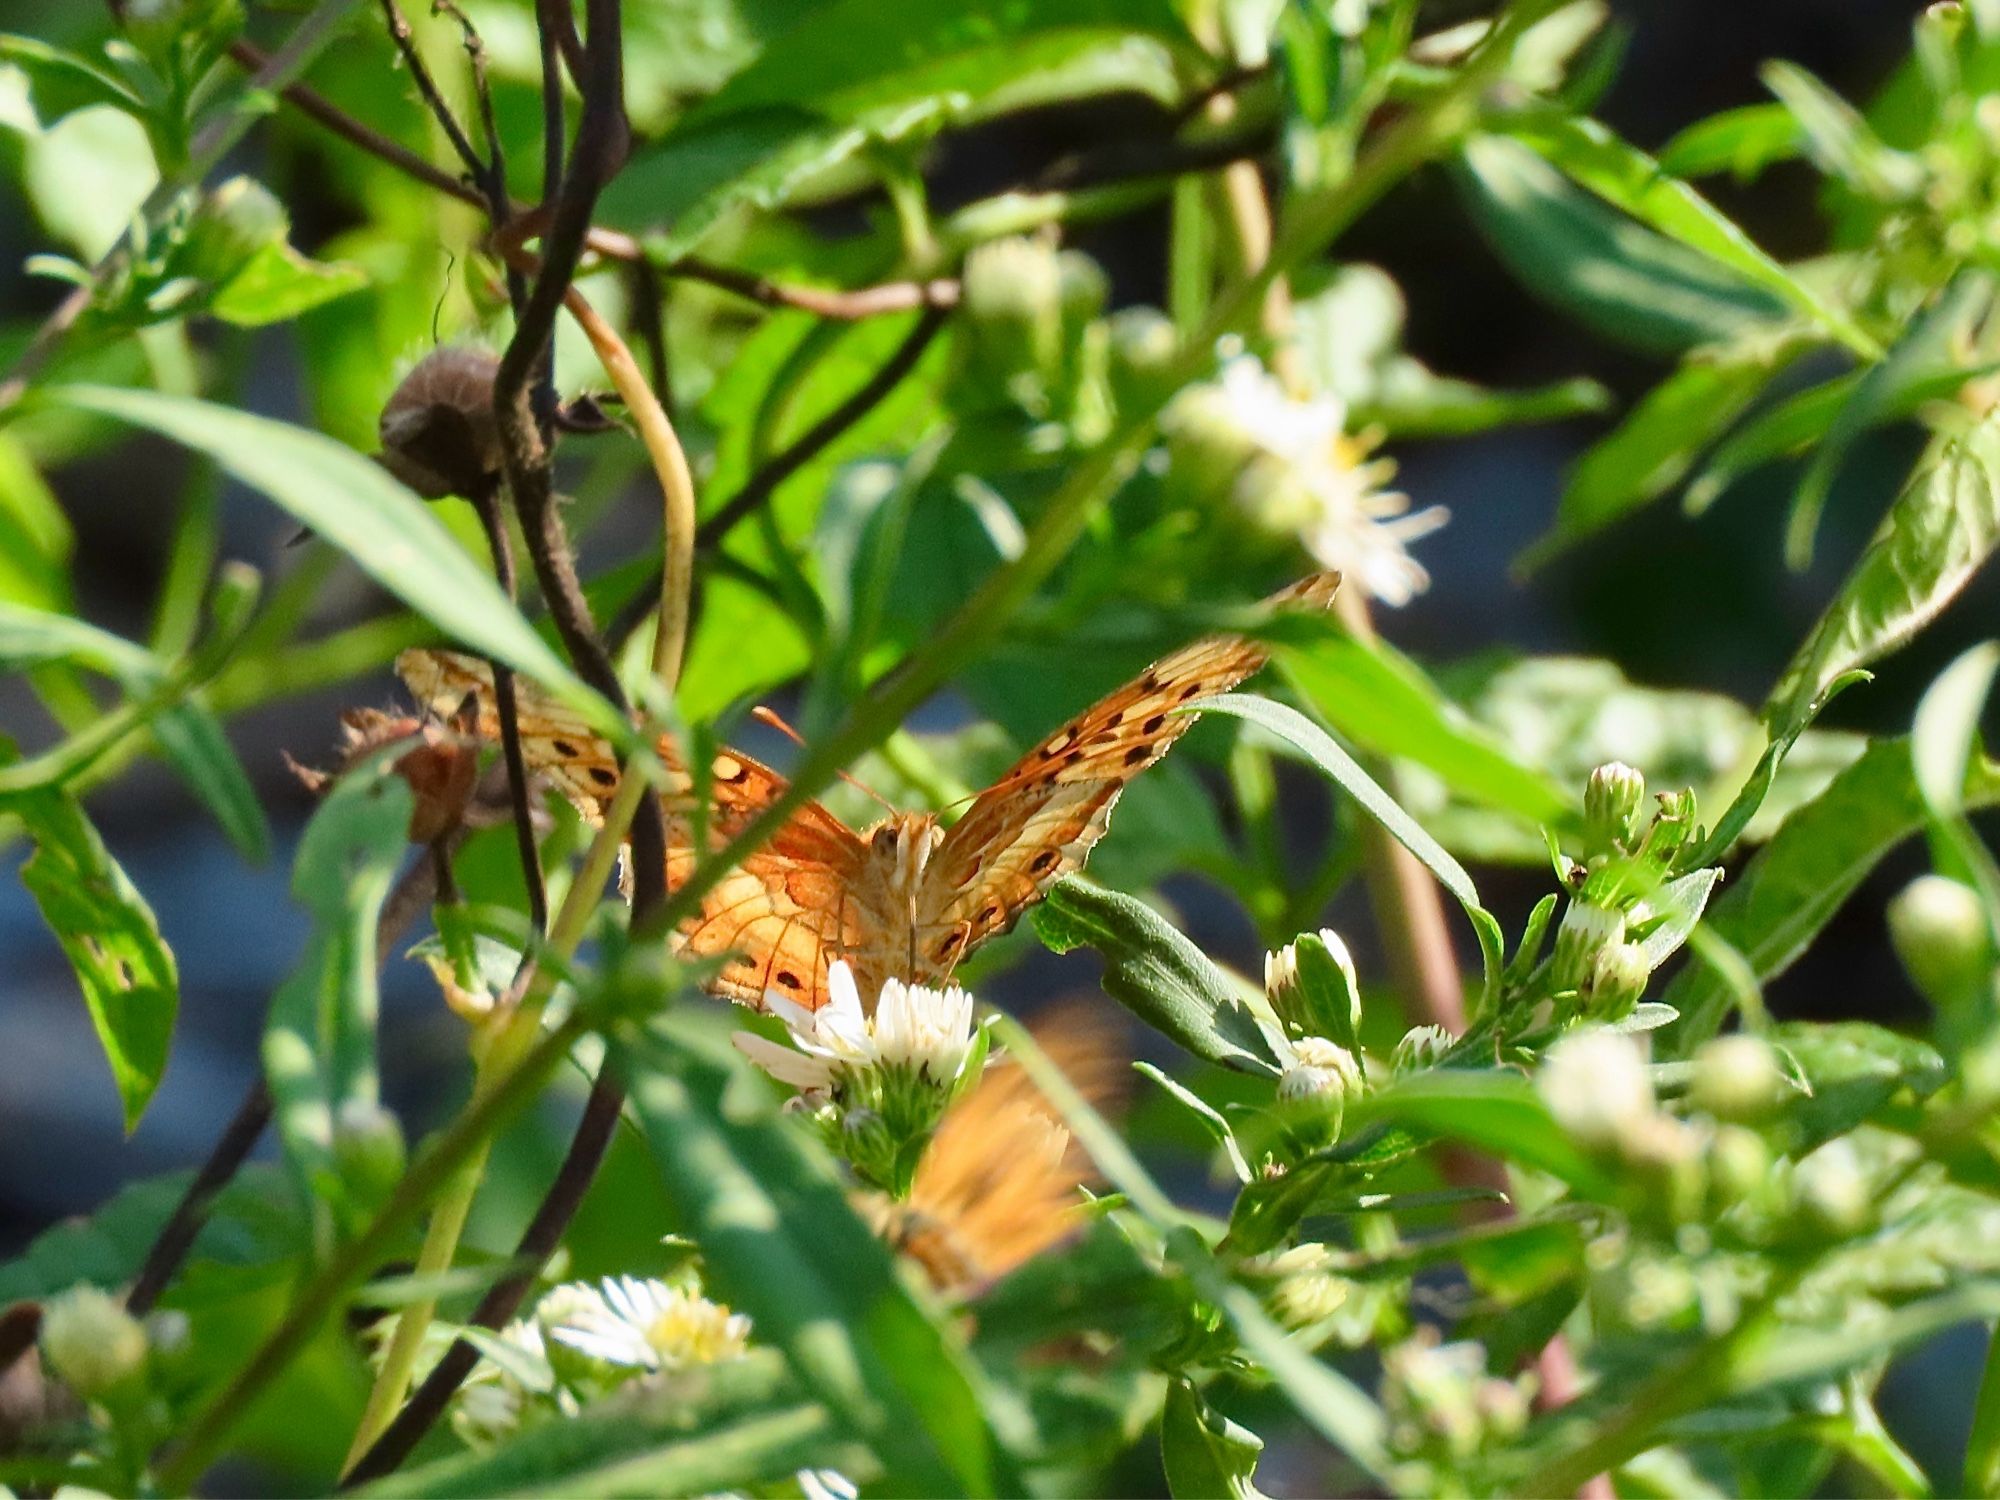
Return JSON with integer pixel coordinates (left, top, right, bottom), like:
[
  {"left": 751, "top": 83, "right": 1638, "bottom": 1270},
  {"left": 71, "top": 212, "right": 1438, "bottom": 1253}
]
[{"left": 914, "top": 570, "right": 1341, "bottom": 968}]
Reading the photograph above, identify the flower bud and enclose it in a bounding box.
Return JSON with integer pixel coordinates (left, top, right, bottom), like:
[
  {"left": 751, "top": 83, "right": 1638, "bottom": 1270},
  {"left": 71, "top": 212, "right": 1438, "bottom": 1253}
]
[
  {"left": 1793, "top": 1139, "right": 1870, "bottom": 1238},
  {"left": 180, "top": 175, "right": 285, "bottom": 285},
  {"left": 1539, "top": 1029, "right": 1653, "bottom": 1150},
  {"left": 1582, "top": 941, "right": 1652, "bottom": 1020},
  {"left": 1584, "top": 761, "right": 1646, "bottom": 847},
  {"left": 1106, "top": 306, "right": 1179, "bottom": 412},
  {"left": 39, "top": 1285, "right": 148, "bottom": 1398},
  {"left": 1265, "top": 929, "right": 1362, "bottom": 1046},
  {"left": 334, "top": 1098, "right": 408, "bottom": 1208},
  {"left": 1643, "top": 789, "right": 1700, "bottom": 865},
  {"left": 1888, "top": 874, "right": 1992, "bottom": 1009},
  {"left": 1393, "top": 1024, "right": 1453, "bottom": 1073},
  {"left": 1054, "top": 249, "right": 1108, "bottom": 329},
  {"left": 959, "top": 236, "right": 1064, "bottom": 410},
  {"left": 1689, "top": 1035, "right": 1784, "bottom": 1122},
  {"left": 1706, "top": 1124, "right": 1771, "bottom": 1213},
  {"left": 1551, "top": 900, "right": 1626, "bottom": 993},
  {"left": 1278, "top": 1036, "right": 1364, "bottom": 1103}
]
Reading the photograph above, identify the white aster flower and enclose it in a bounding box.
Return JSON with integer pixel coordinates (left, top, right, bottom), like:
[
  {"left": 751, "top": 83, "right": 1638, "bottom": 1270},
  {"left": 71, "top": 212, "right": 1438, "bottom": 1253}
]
[
  {"left": 1539, "top": 1028, "right": 1654, "bottom": 1149},
  {"left": 734, "top": 960, "right": 980, "bottom": 1096},
  {"left": 1167, "top": 354, "right": 1446, "bottom": 607},
  {"left": 544, "top": 1275, "right": 750, "bottom": 1373}
]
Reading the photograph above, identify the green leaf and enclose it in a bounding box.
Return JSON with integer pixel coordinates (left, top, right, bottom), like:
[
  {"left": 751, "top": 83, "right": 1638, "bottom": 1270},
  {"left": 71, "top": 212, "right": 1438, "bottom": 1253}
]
[
  {"left": 1657, "top": 102, "right": 1802, "bottom": 181},
  {"left": 617, "top": 1012, "right": 1013, "bottom": 1497},
  {"left": 1199, "top": 693, "right": 1505, "bottom": 1000},
  {"left": 1683, "top": 362, "right": 1992, "bottom": 517},
  {"left": 1632, "top": 866, "right": 1723, "bottom": 971},
  {"left": 1281, "top": 639, "right": 1573, "bottom": 830},
  {"left": 47, "top": 386, "right": 624, "bottom": 741},
  {"left": 3, "top": 768, "right": 178, "bottom": 1130},
  {"left": 1912, "top": 641, "right": 2000, "bottom": 927},
  {"left": 1162, "top": 1379, "right": 1266, "bottom": 1500},
  {"left": 262, "top": 758, "right": 412, "bottom": 1225},
  {"left": 1784, "top": 272, "right": 1990, "bottom": 569},
  {"left": 0, "top": 598, "right": 270, "bottom": 861},
  {"left": 359, "top": 1352, "right": 851, "bottom": 1500},
  {"left": 0, "top": 434, "right": 74, "bottom": 610},
  {"left": 0, "top": 34, "right": 146, "bottom": 127},
  {"left": 1766, "top": 411, "right": 2000, "bottom": 747},
  {"left": 1032, "top": 878, "right": 1282, "bottom": 1075},
  {"left": 208, "top": 238, "right": 368, "bottom": 327},
  {"left": 1767, "top": 1021, "right": 1947, "bottom": 1151},
  {"left": 1454, "top": 134, "right": 1789, "bottom": 357},
  {"left": 1761, "top": 61, "right": 1923, "bottom": 201},
  {"left": 600, "top": 0, "right": 1197, "bottom": 254},
  {"left": 0, "top": 1162, "right": 303, "bottom": 1306},
  {"left": 1524, "top": 342, "right": 1797, "bottom": 566},
  {"left": 1660, "top": 737, "right": 2000, "bottom": 1051},
  {"left": 1346, "top": 1071, "right": 1619, "bottom": 1201},
  {"left": 1505, "top": 113, "right": 1873, "bottom": 354}
]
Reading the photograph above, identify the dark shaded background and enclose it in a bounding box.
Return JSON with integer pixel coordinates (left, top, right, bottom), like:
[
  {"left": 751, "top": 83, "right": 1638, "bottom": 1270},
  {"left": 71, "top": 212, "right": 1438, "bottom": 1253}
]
[{"left": 3, "top": 0, "right": 1989, "bottom": 1485}]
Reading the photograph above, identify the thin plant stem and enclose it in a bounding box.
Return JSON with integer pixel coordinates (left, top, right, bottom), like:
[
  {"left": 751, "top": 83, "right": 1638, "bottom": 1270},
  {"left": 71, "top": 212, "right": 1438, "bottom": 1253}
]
[{"left": 342, "top": 258, "right": 703, "bottom": 1483}]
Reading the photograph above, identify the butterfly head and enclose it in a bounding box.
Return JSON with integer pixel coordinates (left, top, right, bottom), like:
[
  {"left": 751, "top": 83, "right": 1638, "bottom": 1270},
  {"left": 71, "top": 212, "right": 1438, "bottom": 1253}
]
[{"left": 865, "top": 812, "right": 945, "bottom": 898}]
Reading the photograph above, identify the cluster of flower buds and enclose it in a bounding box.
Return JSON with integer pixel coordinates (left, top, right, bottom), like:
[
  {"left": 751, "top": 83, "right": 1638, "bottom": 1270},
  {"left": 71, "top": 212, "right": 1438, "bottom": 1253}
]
[
  {"left": 954, "top": 235, "right": 1111, "bottom": 433},
  {"left": 1263, "top": 929, "right": 1370, "bottom": 1150},
  {"left": 1381, "top": 1328, "right": 1534, "bottom": 1480},
  {"left": 733, "top": 961, "right": 992, "bottom": 1198},
  {"left": 1543, "top": 763, "right": 1717, "bottom": 1023}
]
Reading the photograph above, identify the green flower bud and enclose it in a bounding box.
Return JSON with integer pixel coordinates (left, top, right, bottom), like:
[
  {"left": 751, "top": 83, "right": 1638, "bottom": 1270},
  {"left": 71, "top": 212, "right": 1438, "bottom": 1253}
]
[
  {"left": 1689, "top": 1035, "right": 1784, "bottom": 1123},
  {"left": 1106, "top": 306, "right": 1179, "bottom": 413},
  {"left": 40, "top": 1284, "right": 148, "bottom": 1398},
  {"left": 1793, "top": 1139, "right": 1870, "bottom": 1238},
  {"left": 1551, "top": 900, "right": 1626, "bottom": 993},
  {"left": 959, "top": 236, "right": 1063, "bottom": 411},
  {"left": 1393, "top": 1024, "right": 1453, "bottom": 1074},
  {"left": 180, "top": 175, "right": 285, "bottom": 285},
  {"left": 1054, "top": 249, "right": 1109, "bottom": 330},
  {"left": 334, "top": 1098, "right": 408, "bottom": 1209},
  {"left": 1888, "top": 874, "right": 1992, "bottom": 1009},
  {"left": 1265, "top": 928, "right": 1362, "bottom": 1046},
  {"left": 1706, "top": 1124, "right": 1772, "bottom": 1213},
  {"left": 1642, "top": 789, "right": 1700, "bottom": 866},
  {"left": 1582, "top": 940, "right": 1652, "bottom": 1020},
  {"left": 1278, "top": 1036, "right": 1364, "bottom": 1104},
  {"left": 1584, "top": 761, "right": 1647, "bottom": 847}
]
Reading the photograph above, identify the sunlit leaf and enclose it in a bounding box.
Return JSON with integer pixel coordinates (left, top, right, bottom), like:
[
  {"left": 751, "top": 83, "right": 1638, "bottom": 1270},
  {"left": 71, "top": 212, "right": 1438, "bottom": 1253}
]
[
  {"left": 3, "top": 759, "right": 178, "bottom": 1130},
  {"left": 1033, "top": 877, "right": 1282, "bottom": 1075}
]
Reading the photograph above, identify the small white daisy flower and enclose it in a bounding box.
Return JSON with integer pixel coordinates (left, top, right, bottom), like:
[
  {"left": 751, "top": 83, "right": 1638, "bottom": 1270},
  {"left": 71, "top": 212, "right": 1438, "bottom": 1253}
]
[
  {"left": 734, "top": 961, "right": 981, "bottom": 1096},
  {"left": 544, "top": 1275, "right": 751, "bottom": 1373},
  {"left": 1165, "top": 354, "right": 1446, "bottom": 607}
]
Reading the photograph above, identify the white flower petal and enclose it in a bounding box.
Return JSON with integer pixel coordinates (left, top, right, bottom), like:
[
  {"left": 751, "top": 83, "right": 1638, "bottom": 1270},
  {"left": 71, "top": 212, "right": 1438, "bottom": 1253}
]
[{"left": 735, "top": 1030, "right": 837, "bottom": 1091}]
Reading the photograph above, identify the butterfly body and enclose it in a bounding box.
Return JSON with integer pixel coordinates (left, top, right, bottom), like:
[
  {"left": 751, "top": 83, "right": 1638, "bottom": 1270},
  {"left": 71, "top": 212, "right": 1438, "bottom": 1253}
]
[{"left": 395, "top": 570, "right": 1339, "bottom": 1013}]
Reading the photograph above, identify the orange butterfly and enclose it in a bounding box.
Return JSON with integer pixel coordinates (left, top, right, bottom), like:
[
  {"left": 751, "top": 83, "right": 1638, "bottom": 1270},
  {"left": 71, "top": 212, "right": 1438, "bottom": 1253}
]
[{"left": 397, "top": 571, "right": 1338, "bottom": 1012}]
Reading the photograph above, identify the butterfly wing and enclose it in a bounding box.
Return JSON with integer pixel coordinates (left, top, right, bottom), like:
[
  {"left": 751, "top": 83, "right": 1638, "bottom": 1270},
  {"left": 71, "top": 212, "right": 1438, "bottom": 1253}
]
[
  {"left": 673, "top": 749, "right": 874, "bottom": 1012},
  {"left": 396, "top": 648, "right": 871, "bottom": 1011},
  {"left": 914, "top": 572, "right": 1340, "bottom": 968},
  {"left": 398, "top": 648, "right": 629, "bottom": 820}
]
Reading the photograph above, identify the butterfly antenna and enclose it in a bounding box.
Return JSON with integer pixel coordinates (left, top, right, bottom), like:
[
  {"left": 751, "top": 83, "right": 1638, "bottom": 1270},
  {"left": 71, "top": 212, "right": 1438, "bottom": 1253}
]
[{"left": 751, "top": 705, "right": 900, "bottom": 815}]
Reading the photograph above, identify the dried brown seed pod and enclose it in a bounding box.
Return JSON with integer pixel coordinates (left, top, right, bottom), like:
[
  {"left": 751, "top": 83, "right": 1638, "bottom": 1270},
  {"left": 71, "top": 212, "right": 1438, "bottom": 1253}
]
[{"left": 377, "top": 346, "right": 503, "bottom": 500}]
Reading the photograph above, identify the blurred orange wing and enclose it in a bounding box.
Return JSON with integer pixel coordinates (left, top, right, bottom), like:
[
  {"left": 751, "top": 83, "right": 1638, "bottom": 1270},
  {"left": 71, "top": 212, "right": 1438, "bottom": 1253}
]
[
  {"left": 395, "top": 649, "right": 872, "bottom": 1011},
  {"left": 914, "top": 572, "right": 1340, "bottom": 968}
]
